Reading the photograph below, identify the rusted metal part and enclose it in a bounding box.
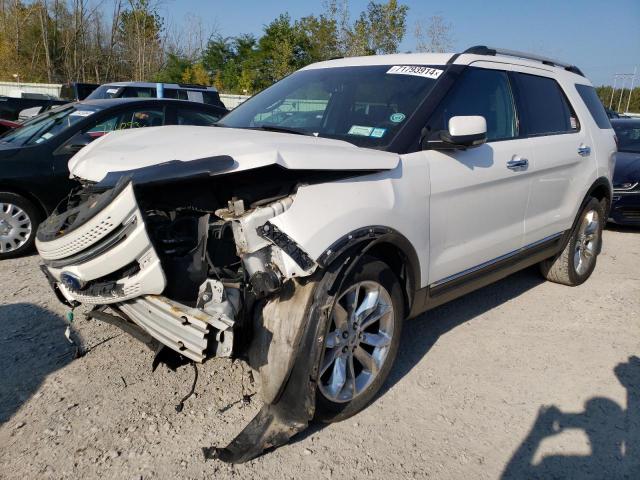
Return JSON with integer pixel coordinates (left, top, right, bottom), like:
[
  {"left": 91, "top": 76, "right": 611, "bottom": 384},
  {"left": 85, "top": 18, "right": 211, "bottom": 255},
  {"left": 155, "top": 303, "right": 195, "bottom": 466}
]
[{"left": 116, "top": 294, "right": 235, "bottom": 362}]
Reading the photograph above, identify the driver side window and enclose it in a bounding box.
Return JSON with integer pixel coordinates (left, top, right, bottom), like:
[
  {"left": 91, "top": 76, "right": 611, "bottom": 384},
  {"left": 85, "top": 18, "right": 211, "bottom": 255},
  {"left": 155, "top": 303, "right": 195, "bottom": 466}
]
[
  {"left": 427, "top": 68, "right": 518, "bottom": 142},
  {"left": 85, "top": 108, "right": 165, "bottom": 138}
]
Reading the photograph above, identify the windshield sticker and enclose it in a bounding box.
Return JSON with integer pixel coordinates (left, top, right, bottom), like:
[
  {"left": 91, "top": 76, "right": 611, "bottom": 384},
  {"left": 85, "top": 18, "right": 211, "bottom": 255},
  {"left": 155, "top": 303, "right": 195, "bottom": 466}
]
[
  {"left": 370, "top": 128, "right": 387, "bottom": 138},
  {"left": 42, "top": 132, "right": 54, "bottom": 139},
  {"left": 390, "top": 113, "right": 406, "bottom": 123},
  {"left": 106, "top": 88, "right": 119, "bottom": 94},
  {"left": 69, "top": 110, "right": 95, "bottom": 117},
  {"left": 387, "top": 65, "right": 443, "bottom": 80},
  {"left": 348, "top": 125, "right": 374, "bottom": 136}
]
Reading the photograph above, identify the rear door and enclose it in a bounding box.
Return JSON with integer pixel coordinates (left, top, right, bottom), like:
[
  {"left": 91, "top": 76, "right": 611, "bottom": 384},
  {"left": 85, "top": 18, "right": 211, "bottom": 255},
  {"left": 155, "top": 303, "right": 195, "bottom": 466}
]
[
  {"left": 510, "top": 72, "right": 592, "bottom": 244},
  {"left": 424, "top": 66, "right": 532, "bottom": 284}
]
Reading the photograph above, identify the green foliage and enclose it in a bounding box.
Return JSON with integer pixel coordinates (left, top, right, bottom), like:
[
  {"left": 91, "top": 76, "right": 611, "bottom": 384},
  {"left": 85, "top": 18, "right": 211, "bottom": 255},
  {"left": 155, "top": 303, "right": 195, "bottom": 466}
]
[
  {"left": 596, "top": 85, "right": 640, "bottom": 114},
  {"left": 0, "top": 0, "right": 412, "bottom": 95},
  {"left": 154, "top": 54, "right": 192, "bottom": 83}
]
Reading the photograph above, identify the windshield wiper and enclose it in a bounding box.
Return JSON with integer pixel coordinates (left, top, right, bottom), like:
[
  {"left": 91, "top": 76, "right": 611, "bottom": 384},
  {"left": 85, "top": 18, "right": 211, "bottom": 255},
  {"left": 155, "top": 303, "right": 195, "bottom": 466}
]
[{"left": 248, "top": 125, "right": 315, "bottom": 136}]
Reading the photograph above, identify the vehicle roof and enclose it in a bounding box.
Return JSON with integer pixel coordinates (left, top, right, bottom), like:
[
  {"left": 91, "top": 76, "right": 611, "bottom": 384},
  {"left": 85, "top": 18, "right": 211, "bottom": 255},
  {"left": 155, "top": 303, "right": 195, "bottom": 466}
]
[
  {"left": 303, "top": 51, "right": 587, "bottom": 83},
  {"left": 76, "top": 97, "right": 223, "bottom": 108},
  {"left": 99, "top": 81, "right": 218, "bottom": 91}
]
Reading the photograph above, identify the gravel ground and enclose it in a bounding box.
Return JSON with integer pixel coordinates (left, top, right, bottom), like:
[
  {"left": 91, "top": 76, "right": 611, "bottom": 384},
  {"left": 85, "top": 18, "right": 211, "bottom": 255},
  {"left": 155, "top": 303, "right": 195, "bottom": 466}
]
[{"left": 1, "top": 227, "right": 639, "bottom": 479}]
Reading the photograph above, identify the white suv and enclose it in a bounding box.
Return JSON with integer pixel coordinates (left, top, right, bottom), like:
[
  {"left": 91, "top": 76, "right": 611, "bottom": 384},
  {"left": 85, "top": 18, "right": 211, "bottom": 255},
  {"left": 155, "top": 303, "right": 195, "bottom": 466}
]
[{"left": 35, "top": 46, "right": 616, "bottom": 462}]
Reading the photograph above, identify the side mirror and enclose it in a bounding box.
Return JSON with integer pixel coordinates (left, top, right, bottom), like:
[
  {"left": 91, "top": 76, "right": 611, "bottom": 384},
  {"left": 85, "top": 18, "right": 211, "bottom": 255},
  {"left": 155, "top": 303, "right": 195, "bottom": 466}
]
[
  {"left": 425, "top": 116, "right": 487, "bottom": 150},
  {"left": 55, "top": 133, "right": 92, "bottom": 156}
]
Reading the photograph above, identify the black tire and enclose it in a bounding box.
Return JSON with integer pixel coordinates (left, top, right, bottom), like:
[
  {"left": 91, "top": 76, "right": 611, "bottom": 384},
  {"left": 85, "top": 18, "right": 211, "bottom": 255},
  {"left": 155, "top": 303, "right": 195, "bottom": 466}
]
[
  {"left": 0, "top": 192, "right": 41, "bottom": 260},
  {"left": 540, "top": 197, "right": 605, "bottom": 286},
  {"left": 315, "top": 256, "right": 405, "bottom": 423}
]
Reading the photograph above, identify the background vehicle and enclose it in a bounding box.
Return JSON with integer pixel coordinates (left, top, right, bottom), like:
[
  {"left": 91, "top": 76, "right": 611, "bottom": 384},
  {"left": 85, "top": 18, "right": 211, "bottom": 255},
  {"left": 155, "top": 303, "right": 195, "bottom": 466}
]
[
  {"left": 60, "top": 82, "right": 99, "bottom": 101},
  {"left": 0, "top": 93, "right": 66, "bottom": 121},
  {"left": 610, "top": 118, "right": 640, "bottom": 225},
  {"left": 35, "top": 47, "right": 616, "bottom": 462},
  {"left": 0, "top": 119, "right": 20, "bottom": 136},
  {"left": 0, "top": 98, "right": 227, "bottom": 259},
  {"left": 87, "top": 81, "right": 226, "bottom": 109}
]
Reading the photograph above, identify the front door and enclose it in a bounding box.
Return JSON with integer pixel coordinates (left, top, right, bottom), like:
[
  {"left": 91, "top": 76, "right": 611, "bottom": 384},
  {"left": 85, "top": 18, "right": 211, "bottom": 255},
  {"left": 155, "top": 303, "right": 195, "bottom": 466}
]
[{"left": 422, "top": 66, "right": 532, "bottom": 284}]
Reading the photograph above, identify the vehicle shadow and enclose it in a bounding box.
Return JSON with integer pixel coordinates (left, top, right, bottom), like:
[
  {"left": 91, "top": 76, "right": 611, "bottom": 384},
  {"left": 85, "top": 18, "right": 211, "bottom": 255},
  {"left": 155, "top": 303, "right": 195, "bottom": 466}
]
[
  {"left": 294, "top": 266, "right": 545, "bottom": 444},
  {"left": 501, "top": 356, "right": 640, "bottom": 479},
  {"left": 382, "top": 265, "right": 545, "bottom": 396},
  {"left": 0, "top": 303, "right": 79, "bottom": 424}
]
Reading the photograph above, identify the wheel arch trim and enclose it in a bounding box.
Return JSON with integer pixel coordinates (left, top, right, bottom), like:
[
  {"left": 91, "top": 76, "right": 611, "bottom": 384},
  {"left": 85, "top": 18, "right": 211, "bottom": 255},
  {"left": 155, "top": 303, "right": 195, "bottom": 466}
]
[{"left": 316, "top": 225, "right": 421, "bottom": 313}]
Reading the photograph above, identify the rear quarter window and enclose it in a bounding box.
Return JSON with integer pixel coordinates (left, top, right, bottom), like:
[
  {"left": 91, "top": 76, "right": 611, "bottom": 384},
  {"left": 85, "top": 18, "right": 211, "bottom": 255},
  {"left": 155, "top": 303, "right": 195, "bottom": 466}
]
[
  {"left": 575, "top": 84, "right": 612, "bottom": 129},
  {"left": 512, "top": 73, "right": 579, "bottom": 136}
]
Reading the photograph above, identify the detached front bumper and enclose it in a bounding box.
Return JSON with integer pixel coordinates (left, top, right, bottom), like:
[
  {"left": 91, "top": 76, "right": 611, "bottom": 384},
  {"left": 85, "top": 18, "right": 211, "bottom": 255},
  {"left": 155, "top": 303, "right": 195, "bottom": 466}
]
[
  {"left": 36, "top": 182, "right": 166, "bottom": 304},
  {"left": 35, "top": 182, "right": 234, "bottom": 361}
]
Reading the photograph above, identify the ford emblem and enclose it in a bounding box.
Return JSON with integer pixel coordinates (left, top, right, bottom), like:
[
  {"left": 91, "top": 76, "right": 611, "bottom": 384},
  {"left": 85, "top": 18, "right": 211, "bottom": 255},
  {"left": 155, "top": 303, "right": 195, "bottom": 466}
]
[{"left": 60, "top": 272, "right": 84, "bottom": 291}]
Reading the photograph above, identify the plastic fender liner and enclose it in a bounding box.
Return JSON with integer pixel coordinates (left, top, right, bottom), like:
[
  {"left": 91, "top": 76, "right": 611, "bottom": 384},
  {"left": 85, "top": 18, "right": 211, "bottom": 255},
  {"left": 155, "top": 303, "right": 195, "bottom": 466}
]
[{"left": 210, "top": 250, "right": 364, "bottom": 463}]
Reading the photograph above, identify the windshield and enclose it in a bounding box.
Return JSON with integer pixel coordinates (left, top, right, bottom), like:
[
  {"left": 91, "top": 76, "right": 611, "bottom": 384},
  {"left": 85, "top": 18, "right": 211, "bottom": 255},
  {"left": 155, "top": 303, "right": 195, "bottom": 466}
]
[
  {"left": 86, "top": 84, "right": 125, "bottom": 99},
  {"left": 219, "top": 65, "right": 444, "bottom": 149},
  {"left": 614, "top": 123, "right": 640, "bottom": 153},
  {"left": 0, "top": 104, "right": 101, "bottom": 146}
]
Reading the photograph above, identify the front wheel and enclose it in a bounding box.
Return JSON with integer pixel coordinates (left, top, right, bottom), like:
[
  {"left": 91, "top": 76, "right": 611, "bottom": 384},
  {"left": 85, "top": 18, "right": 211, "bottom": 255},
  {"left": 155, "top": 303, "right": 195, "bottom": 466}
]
[
  {"left": 540, "top": 197, "right": 605, "bottom": 286},
  {"left": 315, "top": 258, "right": 404, "bottom": 422}
]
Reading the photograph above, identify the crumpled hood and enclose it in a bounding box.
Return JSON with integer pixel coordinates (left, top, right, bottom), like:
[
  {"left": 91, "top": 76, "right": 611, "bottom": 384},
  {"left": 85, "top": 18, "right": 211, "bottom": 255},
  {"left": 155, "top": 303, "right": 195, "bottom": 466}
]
[
  {"left": 68, "top": 125, "right": 400, "bottom": 182},
  {"left": 613, "top": 151, "right": 640, "bottom": 185}
]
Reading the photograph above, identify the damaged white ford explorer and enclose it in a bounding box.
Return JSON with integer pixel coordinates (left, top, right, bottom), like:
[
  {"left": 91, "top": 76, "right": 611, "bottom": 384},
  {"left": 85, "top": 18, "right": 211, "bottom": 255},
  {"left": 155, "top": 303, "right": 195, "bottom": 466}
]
[{"left": 35, "top": 46, "right": 616, "bottom": 462}]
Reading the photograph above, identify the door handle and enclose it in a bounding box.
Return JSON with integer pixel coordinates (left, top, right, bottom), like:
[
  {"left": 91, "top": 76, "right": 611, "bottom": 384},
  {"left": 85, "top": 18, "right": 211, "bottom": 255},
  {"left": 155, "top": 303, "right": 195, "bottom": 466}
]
[
  {"left": 578, "top": 145, "right": 591, "bottom": 157},
  {"left": 507, "top": 156, "right": 529, "bottom": 171}
]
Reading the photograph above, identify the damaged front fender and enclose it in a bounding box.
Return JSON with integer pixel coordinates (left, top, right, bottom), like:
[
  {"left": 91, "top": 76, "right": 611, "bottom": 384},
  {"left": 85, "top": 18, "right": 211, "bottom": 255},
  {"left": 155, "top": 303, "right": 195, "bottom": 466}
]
[{"left": 211, "top": 250, "right": 362, "bottom": 463}]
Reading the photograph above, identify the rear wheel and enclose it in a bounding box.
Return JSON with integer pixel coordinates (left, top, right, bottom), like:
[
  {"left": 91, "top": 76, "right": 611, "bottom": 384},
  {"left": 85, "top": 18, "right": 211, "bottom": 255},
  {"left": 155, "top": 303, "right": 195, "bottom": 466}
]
[
  {"left": 315, "top": 258, "right": 404, "bottom": 422},
  {"left": 540, "top": 197, "right": 604, "bottom": 286},
  {"left": 0, "top": 192, "right": 40, "bottom": 260}
]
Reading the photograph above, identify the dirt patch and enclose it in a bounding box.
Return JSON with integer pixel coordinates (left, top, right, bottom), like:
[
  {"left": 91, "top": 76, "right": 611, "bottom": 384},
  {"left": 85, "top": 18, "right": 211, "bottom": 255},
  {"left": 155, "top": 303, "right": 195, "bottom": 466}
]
[{"left": 1, "top": 228, "right": 639, "bottom": 479}]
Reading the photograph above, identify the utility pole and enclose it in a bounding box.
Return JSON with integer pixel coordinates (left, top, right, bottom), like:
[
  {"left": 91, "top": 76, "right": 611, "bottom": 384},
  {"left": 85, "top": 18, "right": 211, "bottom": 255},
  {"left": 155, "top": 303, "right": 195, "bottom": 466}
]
[
  {"left": 625, "top": 66, "right": 637, "bottom": 114},
  {"left": 609, "top": 75, "right": 618, "bottom": 109},
  {"left": 617, "top": 74, "right": 627, "bottom": 112},
  {"left": 611, "top": 72, "right": 635, "bottom": 113}
]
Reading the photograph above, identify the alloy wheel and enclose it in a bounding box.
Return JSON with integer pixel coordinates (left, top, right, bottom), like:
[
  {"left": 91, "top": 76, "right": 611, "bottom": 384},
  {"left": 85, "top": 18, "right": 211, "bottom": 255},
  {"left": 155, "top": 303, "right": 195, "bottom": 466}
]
[
  {"left": 574, "top": 209, "right": 600, "bottom": 276},
  {"left": 318, "top": 280, "right": 395, "bottom": 403}
]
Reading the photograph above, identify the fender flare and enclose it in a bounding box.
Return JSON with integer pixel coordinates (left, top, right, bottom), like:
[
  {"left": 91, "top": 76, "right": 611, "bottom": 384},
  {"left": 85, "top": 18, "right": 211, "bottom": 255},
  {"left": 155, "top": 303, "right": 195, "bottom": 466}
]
[
  {"left": 316, "top": 225, "right": 421, "bottom": 311},
  {"left": 582, "top": 176, "right": 613, "bottom": 213},
  {"left": 557, "top": 176, "right": 612, "bottom": 255}
]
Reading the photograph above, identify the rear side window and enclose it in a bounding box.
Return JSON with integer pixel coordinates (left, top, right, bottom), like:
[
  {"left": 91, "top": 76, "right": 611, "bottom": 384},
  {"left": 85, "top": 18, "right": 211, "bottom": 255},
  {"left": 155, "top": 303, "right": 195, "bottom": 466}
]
[
  {"left": 122, "top": 87, "right": 155, "bottom": 98},
  {"left": 512, "top": 73, "right": 578, "bottom": 136},
  {"left": 203, "top": 91, "right": 223, "bottom": 107},
  {"left": 164, "top": 88, "right": 189, "bottom": 100},
  {"left": 575, "top": 84, "right": 611, "bottom": 129}
]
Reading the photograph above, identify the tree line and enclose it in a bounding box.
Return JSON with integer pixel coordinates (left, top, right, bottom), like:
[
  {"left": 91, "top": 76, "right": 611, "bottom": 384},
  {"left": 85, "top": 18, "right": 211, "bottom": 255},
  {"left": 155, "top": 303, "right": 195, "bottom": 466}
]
[
  {"left": 0, "top": 0, "right": 457, "bottom": 94},
  {"left": 596, "top": 86, "right": 640, "bottom": 114},
  {"left": 2, "top": 0, "right": 634, "bottom": 111}
]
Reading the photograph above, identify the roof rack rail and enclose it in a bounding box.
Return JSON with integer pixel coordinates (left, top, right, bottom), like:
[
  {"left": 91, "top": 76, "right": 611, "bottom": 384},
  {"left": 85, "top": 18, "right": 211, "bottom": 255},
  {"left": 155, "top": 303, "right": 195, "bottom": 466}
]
[
  {"left": 453, "top": 45, "right": 584, "bottom": 77},
  {"left": 177, "top": 83, "right": 210, "bottom": 89}
]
